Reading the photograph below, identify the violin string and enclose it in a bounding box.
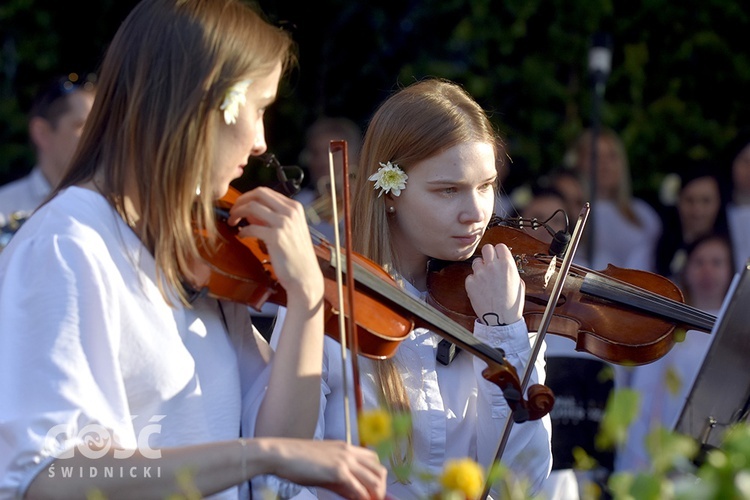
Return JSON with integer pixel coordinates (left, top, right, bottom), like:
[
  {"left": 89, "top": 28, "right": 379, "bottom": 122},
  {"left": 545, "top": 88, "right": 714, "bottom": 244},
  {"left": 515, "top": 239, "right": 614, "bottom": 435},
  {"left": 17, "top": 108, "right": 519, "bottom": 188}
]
[
  {"left": 583, "top": 274, "right": 713, "bottom": 327},
  {"left": 605, "top": 276, "right": 715, "bottom": 327},
  {"left": 535, "top": 252, "right": 716, "bottom": 329},
  {"left": 580, "top": 272, "right": 716, "bottom": 331}
]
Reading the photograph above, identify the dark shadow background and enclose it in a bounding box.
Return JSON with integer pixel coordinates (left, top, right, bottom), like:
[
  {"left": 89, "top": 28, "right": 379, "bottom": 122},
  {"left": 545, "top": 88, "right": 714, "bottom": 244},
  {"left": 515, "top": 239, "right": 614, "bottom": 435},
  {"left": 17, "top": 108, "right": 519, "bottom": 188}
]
[{"left": 2, "top": 0, "right": 749, "bottom": 205}]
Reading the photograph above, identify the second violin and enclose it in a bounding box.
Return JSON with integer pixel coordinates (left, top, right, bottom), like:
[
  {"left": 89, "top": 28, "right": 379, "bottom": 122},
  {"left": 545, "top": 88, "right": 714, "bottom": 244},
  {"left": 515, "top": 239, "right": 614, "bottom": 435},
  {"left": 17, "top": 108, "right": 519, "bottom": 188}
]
[{"left": 426, "top": 222, "right": 716, "bottom": 366}]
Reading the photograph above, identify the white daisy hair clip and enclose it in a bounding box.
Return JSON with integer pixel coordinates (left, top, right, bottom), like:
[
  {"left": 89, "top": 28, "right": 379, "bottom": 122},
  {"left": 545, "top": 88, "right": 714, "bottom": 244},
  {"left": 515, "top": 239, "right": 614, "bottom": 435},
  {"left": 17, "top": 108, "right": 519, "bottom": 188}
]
[
  {"left": 368, "top": 161, "right": 408, "bottom": 197},
  {"left": 220, "top": 79, "right": 253, "bottom": 125}
]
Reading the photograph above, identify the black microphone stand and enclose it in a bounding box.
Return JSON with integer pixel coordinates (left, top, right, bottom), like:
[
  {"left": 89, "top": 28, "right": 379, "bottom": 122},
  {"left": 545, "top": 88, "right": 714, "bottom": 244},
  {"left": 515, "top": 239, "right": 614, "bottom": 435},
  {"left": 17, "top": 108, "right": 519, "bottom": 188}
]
[{"left": 586, "top": 33, "right": 612, "bottom": 267}]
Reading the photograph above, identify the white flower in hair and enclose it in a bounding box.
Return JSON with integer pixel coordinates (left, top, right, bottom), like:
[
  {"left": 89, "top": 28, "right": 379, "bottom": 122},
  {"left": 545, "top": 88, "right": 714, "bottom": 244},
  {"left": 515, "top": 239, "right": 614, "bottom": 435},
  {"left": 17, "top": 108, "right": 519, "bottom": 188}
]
[
  {"left": 220, "top": 79, "right": 253, "bottom": 125},
  {"left": 368, "top": 161, "right": 408, "bottom": 197}
]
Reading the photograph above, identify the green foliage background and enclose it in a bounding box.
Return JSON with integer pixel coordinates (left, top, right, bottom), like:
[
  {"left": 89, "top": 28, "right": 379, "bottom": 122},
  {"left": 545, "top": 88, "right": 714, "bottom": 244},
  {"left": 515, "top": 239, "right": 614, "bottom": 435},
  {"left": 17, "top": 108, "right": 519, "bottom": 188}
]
[{"left": 1, "top": 0, "right": 749, "bottom": 203}]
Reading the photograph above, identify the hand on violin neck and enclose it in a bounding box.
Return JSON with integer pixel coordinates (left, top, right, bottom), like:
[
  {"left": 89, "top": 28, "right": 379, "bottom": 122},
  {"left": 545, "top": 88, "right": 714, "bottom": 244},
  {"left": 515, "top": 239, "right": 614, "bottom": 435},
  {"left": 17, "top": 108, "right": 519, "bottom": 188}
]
[{"left": 464, "top": 243, "right": 525, "bottom": 326}]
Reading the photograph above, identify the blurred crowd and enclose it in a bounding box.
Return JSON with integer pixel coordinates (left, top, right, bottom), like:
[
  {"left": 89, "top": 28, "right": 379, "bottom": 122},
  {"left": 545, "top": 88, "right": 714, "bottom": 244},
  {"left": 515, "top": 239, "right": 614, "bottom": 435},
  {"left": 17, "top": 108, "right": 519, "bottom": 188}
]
[{"left": 508, "top": 126, "right": 749, "bottom": 497}]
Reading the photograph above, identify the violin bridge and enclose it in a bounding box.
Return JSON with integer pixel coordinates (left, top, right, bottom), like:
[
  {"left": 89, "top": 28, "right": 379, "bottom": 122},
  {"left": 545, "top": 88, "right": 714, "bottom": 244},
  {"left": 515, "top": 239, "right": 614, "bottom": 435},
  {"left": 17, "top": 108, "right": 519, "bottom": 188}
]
[{"left": 543, "top": 256, "right": 556, "bottom": 290}]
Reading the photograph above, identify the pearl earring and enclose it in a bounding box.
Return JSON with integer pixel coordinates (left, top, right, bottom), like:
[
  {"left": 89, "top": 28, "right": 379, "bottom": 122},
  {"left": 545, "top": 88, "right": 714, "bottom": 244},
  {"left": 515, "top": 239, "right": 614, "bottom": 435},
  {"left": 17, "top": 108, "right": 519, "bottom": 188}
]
[{"left": 387, "top": 206, "right": 395, "bottom": 213}]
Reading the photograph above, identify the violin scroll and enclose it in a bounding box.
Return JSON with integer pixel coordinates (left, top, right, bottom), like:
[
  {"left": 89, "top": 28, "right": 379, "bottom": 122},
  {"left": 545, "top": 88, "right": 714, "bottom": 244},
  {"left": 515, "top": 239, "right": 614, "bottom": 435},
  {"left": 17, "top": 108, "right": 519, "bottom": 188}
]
[{"left": 482, "top": 362, "right": 555, "bottom": 422}]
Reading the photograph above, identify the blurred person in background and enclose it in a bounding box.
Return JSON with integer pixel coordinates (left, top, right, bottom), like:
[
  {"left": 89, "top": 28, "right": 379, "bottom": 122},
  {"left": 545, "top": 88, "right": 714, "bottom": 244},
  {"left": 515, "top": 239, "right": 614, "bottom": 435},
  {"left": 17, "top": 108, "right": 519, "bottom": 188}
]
[
  {"left": 566, "top": 128, "right": 664, "bottom": 472},
  {"left": 724, "top": 129, "right": 750, "bottom": 272},
  {"left": 0, "top": 73, "right": 96, "bottom": 241},
  {"left": 616, "top": 233, "right": 735, "bottom": 473},
  {"left": 295, "top": 116, "right": 362, "bottom": 242},
  {"left": 566, "top": 128, "right": 662, "bottom": 272},
  {"left": 517, "top": 185, "right": 568, "bottom": 245},
  {"left": 547, "top": 168, "right": 587, "bottom": 226},
  {"left": 655, "top": 159, "right": 728, "bottom": 281}
]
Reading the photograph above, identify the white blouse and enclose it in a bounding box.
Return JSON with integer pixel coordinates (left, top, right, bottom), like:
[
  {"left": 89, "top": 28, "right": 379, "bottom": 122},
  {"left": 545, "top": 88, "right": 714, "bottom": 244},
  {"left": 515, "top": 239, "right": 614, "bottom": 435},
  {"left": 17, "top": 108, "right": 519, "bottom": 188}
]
[
  {"left": 272, "top": 283, "right": 552, "bottom": 499},
  {"left": 0, "top": 187, "right": 272, "bottom": 499},
  {"left": 727, "top": 203, "right": 750, "bottom": 273},
  {"left": 578, "top": 199, "right": 662, "bottom": 273}
]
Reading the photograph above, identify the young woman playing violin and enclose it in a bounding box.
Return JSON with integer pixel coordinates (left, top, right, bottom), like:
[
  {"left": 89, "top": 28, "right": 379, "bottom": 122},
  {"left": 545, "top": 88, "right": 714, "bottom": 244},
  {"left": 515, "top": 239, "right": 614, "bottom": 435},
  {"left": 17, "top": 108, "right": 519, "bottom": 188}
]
[
  {"left": 273, "top": 78, "right": 552, "bottom": 499},
  {"left": 0, "top": 1, "right": 386, "bottom": 499}
]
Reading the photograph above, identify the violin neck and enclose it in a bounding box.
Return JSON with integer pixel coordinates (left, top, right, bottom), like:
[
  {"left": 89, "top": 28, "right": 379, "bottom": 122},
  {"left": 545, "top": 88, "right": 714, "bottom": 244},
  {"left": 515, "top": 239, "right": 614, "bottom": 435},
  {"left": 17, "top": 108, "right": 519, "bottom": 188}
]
[
  {"left": 580, "top": 273, "right": 716, "bottom": 333},
  {"left": 343, "top": 255, "right": 505, "bottom": 366}
]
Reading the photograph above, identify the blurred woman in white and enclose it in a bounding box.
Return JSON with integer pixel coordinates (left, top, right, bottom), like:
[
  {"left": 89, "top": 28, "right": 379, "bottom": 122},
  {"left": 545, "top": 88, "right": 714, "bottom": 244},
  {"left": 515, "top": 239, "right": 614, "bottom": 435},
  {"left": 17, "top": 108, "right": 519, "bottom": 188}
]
[
  {"left": 567, "top": 128, "right": 662, "bottom": 273},
  {"left": 616, "top": 233, "right": 735, "bottom": 473}
]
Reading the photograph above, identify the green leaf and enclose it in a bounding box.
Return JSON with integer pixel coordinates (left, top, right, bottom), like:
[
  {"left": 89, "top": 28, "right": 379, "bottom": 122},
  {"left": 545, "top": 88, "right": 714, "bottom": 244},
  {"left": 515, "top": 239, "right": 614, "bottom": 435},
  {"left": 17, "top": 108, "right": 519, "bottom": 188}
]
[{"left": 597, "top": 389, "right": 641, "bottom": 450}]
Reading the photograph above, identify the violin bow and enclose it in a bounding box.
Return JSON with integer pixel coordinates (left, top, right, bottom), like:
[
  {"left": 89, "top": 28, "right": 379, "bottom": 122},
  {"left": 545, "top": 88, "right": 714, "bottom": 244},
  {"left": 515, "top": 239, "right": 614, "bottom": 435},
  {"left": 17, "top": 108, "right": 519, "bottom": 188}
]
[
  {"left": 327, "top": 140, "right": 364, "bottom": 444},
  {"left": 481, "top": 202, "right": 591, "bottom": 499}
]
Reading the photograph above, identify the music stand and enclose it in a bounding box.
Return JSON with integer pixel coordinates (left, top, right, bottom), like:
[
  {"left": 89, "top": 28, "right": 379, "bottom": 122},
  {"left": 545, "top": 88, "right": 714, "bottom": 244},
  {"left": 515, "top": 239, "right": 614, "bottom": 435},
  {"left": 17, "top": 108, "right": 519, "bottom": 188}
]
[{"left": 674, "top": 262, "right": 750, "bottom": 448}]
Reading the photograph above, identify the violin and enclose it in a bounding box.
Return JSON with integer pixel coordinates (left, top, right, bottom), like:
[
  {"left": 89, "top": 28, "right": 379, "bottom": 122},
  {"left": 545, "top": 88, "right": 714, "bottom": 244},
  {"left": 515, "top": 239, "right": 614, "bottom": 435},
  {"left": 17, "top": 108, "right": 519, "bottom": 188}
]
[
  {"left": 194, "top": 186, "right": 410, "bottom": 359},
  {"left": 191, "top": 186, "right": 554, "bottom": 422},
  {"left": 426, "top": 221, "right": 717, "bottom": 366}
]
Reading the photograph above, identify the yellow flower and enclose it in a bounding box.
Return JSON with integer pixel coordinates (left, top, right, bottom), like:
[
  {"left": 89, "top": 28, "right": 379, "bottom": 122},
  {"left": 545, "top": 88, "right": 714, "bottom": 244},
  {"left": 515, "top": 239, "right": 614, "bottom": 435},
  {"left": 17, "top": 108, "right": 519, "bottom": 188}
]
[
  {"left": 440, "top": 458, "right": 485, "bottom": 500},
  {"left": 358, "top": 408, "right": 393, "bottom": 446}
]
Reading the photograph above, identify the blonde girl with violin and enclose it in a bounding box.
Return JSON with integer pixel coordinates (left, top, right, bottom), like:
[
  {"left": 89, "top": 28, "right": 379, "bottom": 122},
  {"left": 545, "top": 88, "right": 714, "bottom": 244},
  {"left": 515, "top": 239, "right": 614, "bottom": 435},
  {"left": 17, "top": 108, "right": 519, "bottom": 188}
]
[
  {"left": 0, "top": 1, "right": 387, "bottom": 499},
  {"left": 272, "top": 78, "right": 552, "bottom": 499}
]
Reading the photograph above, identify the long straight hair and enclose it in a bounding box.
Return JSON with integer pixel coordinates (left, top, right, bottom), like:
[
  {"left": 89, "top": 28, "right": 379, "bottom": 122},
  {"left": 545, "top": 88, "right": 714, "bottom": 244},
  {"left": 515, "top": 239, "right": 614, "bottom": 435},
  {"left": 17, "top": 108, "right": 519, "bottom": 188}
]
[
  {"left": 54, "top": 0, "right": 295, "bottom": 304},
  {"left": 350, "top": 78, "right": 504, "bottom": 473}
]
